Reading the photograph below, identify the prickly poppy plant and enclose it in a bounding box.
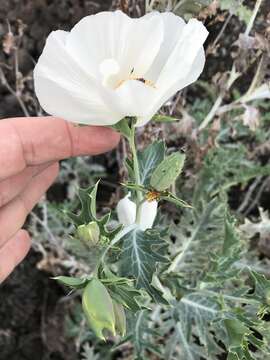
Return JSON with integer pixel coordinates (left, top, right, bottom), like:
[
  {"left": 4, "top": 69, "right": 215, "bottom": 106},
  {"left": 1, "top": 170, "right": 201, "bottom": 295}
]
[{"left": 34, "top": 10, "right": 270, "bottom": 360}]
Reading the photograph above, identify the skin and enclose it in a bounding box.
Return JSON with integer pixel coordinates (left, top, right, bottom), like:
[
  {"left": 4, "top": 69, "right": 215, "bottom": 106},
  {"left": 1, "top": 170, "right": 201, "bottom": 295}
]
[{"left": 0, "top": 116, "right": 120, "bottom": 283}]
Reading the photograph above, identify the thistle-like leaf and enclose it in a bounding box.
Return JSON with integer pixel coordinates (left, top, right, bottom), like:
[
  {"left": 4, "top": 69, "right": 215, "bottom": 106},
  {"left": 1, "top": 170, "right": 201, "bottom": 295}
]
[
  {"left": 249, "top": 271, "right": 270, "bottom": 309},
  {"left": 137, "top": 140, "right": 166, "bottom": 186},
  {"left": 65, "top": 181, "right": 121, "bottom": 239},
  {"left": 116, "top": 310, "right": 162, "bottom": 359},
  {"left": 98, "top": 267, "right": 145, "bottom": 312},
  {"left": 120, "top": 227, "right": 169, "bottom": 303}
]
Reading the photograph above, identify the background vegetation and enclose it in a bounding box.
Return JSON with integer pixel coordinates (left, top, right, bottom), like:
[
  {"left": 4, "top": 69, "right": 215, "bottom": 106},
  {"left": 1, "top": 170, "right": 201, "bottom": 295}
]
[{"left": 0, "top": 0, "right": 270, "bottom": 359}]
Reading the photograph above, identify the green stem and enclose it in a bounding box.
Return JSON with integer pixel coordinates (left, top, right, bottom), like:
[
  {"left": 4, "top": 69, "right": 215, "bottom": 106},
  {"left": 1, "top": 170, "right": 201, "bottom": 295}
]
[{"left": 129, "top": 124, "right": 143, "bottom": 224}]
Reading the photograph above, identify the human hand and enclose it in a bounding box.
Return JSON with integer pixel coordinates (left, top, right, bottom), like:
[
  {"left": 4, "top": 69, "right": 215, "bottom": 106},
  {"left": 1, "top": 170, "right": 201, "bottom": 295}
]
[{"left": 0, "top": 116, "right": 120, "bottom": 283}]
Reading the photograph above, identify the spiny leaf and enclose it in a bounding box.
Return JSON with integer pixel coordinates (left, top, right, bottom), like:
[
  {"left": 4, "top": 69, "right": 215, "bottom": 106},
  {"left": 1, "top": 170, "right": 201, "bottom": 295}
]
[
  {"left": 194, "top": 145, "right": 270, "bottom": 201},
  {"left": 223, "top": 318, "right": 255, "bottom": 360},
  {"left": 116, "top": 310, "right": 162, "bottom": 359},
  {"left": 220, "top": 0, "right": 252, "bottom": 25},
  {"left": 167, "top": 196, "right": 223, "bottom": 276},
  {"left": 204, "top": 211, "right": 242, "bottom": 284},
  {"left": 250, "top": 271, "right": 270, "bottom": 308},
  {"left": 174, "top": 293, "right": 222, "bottom": 359},
  {"left": 137, "top": 140, "right": 166, "bottom": 186},
  {"left": 108, "top": 283, "right": 145, "bottom": 312},
  {"left": 120, "top": 227, "right": 169, "bottom": 303},
  {"left": 65, "top": 182, "right": 99, "bottom": 226},
  {"left": 98, "top": 267, "right": 144, "bottom": 312},
  {"left": 223, "top": 212, "right": 240, "bottom": 256},
  {"left": 65, "top": 181, "right": 122, "bottom": 240}
]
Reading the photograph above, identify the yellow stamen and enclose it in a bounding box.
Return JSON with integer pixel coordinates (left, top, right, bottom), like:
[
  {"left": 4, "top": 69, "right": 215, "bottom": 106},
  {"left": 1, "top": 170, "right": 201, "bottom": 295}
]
[
  {"left": 116, "top": 76, "right": 156, "bottom": 89},
  {"left": 146, "top": 191, "right": 160, "bottom": 202}
]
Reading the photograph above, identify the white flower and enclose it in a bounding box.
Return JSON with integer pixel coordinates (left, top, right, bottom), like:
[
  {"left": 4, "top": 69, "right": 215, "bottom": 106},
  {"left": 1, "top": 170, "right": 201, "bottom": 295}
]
[
  {"left": 34, "top": 11, "right": 208, "bottom": 126},
  {"left": 116, "top": 194, "right": 157, "bottom": 231}
]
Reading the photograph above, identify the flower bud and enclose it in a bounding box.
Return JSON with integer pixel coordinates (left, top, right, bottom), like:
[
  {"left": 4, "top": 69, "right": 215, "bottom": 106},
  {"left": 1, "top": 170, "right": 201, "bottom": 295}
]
[
  {"left": 112, "top": 301, "right": 126, "bottom": 337},
  {"left": 117, "top": 193, "right": 157, "bottom": 231},
  {"left": 116, "top": 194, "right": 136, "bottom": 227},
  {"left": 76, "top": 221, "right": 100, "bottom": 245},
  {"left": 82, "top": 278, "right": 115, "bottom": 340}
]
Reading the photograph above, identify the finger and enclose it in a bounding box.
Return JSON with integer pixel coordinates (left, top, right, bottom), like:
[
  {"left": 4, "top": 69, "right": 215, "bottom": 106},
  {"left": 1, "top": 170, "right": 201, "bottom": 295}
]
[
  {"left": 0, "top": 163, "right": 53, "bottom": 208},
  {"left": 0, "top": 229, "right": 31, "bottom": 283},
  {"left": 0, "top": 162, "right": 59, "bottom": 247},
  {"left": 0, "top": 117, "right": 120, "bottom": 180}
]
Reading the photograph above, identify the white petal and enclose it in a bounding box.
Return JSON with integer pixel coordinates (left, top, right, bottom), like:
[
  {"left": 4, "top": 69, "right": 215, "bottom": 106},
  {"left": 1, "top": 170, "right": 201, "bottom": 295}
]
[
  {"left": 114, "top": 80, "right": 157, "bottom": 117},
  {"left": 130, "top": 14, "right": 164, "bottom": 77},
  {"left": 146, "top": 12, "right": 186, "bottom": 83},
  {"left": 34, "top": 30, "right": 124, "bottom": 125},
  {"left": 136, "top": 19, "right": 208, "bottom": 126},
  {"left": 117, "top": 195, "right": 136, "bottom": 227},
  {"left": 66, "top": 11, "right": 130, "bottom": 79},
  {"left": 34, "top": 11, "right": 207, "bottom": 127},
  {"left": 116, "top": 195, "right": 157, "bottom": 230},
  {"left": 66, "top": 11, "right": 163, "bottom": 81},
  {"left": 139, "top": 200, "right": 158, "bottom": 231},
  {"left": 157, "top": 18, "right": 208, "bottom": 89},
  {"left": 35, "top": 74, "right": 122, "bottom": 125}
]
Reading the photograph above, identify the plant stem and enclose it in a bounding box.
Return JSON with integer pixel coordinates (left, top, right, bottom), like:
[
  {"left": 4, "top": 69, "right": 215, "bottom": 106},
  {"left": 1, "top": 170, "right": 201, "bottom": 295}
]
[
  {"left": 245, "top": 0, "right": 263, "bottom": 36},
  {"left": 199, "top": 64, "right": 239, "bottom": 131},
  {"left": 129, "top": 124, "right": 143, "bottom": 224},
  {"left": 199, "top": 0, "right": 263, "bottom": 131},
  {"left": 100, "top": 224, "right": 137, "bottom": 265}
]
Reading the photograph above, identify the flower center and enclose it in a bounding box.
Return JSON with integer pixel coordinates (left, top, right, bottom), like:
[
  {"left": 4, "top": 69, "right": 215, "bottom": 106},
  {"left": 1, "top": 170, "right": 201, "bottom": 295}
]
[
  {"left": 99, "top": 58, "right": 120, "bottom": 88},
  {"left": 99, "top": 59, "right": 155, "bottom": 90}
]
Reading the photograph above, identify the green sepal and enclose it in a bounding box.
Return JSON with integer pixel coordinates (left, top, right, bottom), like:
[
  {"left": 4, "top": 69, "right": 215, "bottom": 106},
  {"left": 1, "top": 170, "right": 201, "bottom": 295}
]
[
  {"left": 121, "top": 182, "right": 148, "bottom": 193},
  {"left": 159, "top": 191, "right": 192, "bottom": 208},
  {"left": 111, "top": 118, "right": 131, "bottom": 139},
  {"left": 152, "top": 114, "right": 179, "bottom": 123}
]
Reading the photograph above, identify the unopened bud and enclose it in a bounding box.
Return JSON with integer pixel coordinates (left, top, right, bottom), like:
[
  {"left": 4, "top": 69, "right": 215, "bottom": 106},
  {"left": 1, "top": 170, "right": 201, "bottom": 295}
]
[
  {"left": 76, "top": 221, "right": 100, "bottom": 245},
  {"left": 82, "top": 278, "right": 115, "bottom": 340}
]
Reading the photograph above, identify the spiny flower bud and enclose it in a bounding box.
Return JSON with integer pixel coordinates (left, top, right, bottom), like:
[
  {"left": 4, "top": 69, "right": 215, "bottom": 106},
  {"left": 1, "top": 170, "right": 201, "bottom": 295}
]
[
  {"left": 82, "top": 278, "right": 116, "bottom": 341},
  {"left": 112, "top": 301, "right": 126, "bottom": 337},
  {"left": 76, "top": 221, "right": 100, "bottom": 246}
]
